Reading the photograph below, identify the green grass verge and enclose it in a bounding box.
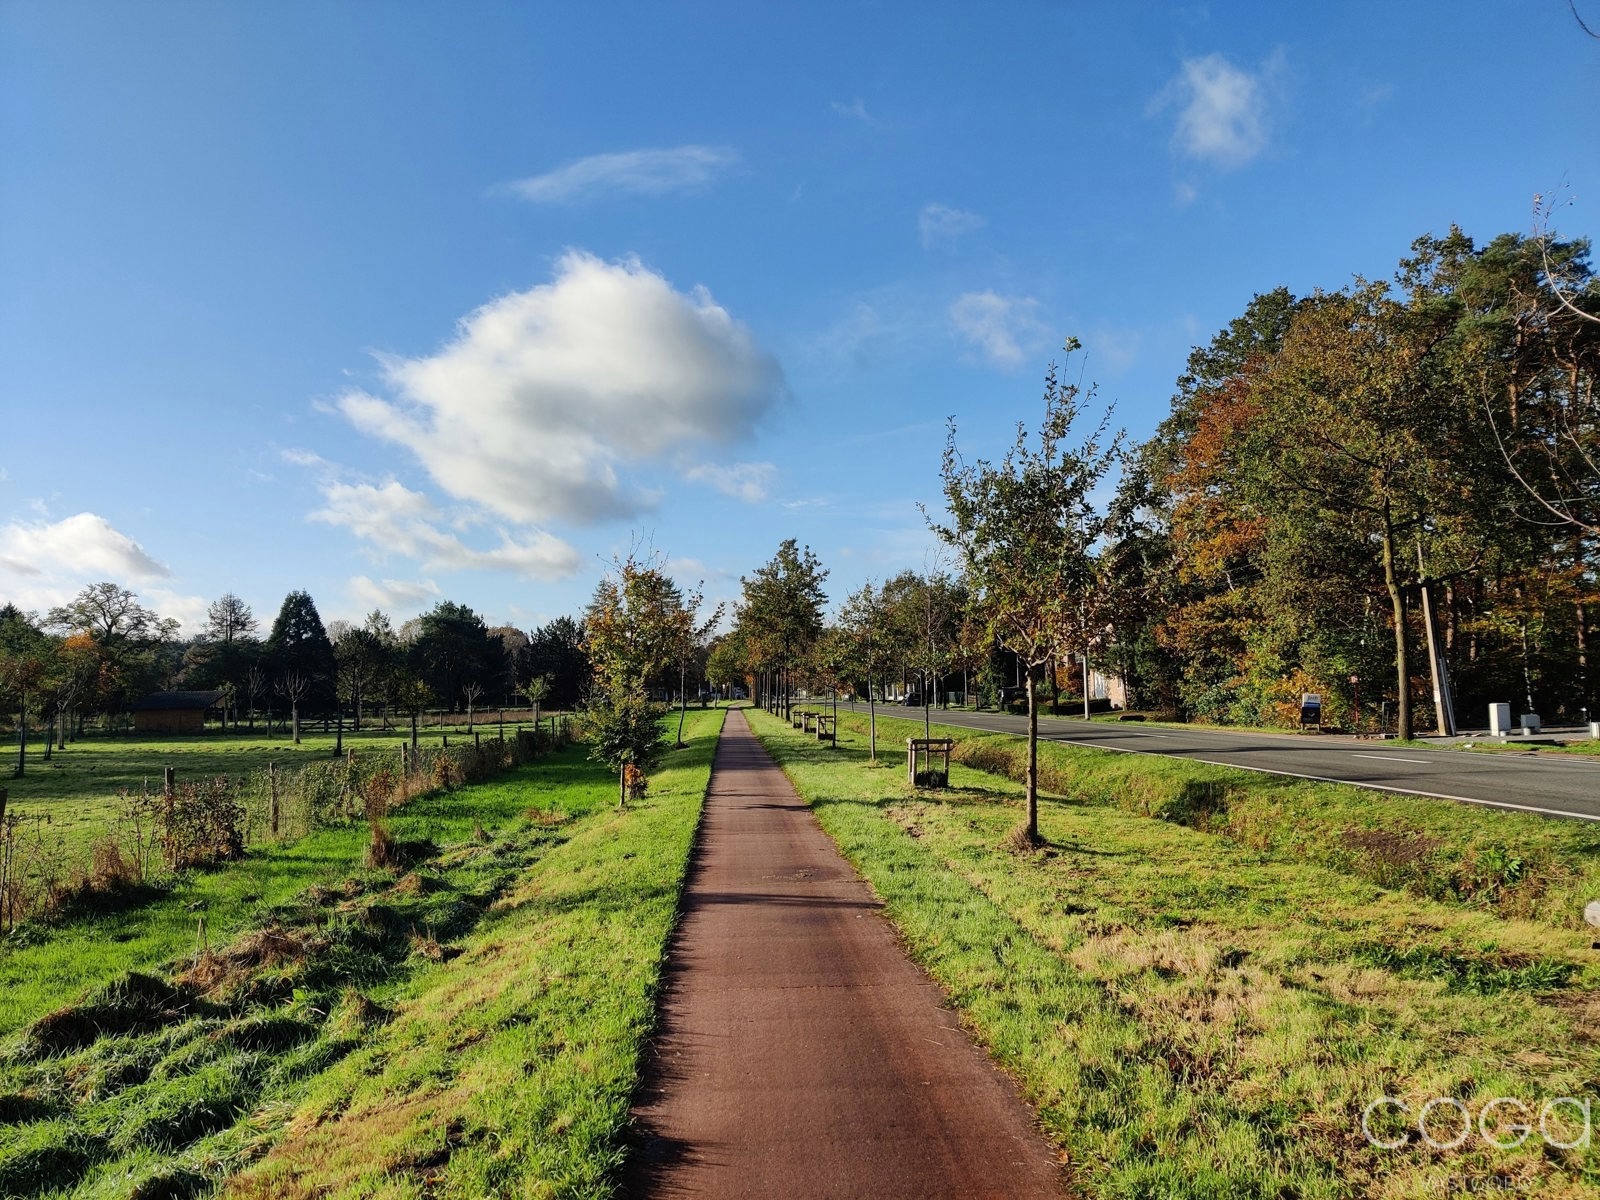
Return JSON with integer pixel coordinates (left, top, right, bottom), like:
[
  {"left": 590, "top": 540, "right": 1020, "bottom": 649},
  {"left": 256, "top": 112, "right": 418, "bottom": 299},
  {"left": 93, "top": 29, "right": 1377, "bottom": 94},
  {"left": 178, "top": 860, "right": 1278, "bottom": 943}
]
[
  {"left": 836, "top": 707, "right": 1600, "bottom": 933},
  {"left": 748, "top": 706, "right": 1600, "bottom": 1198},
  {"left": 0, "top": 707, "right": 721, "bottom": 1199}
]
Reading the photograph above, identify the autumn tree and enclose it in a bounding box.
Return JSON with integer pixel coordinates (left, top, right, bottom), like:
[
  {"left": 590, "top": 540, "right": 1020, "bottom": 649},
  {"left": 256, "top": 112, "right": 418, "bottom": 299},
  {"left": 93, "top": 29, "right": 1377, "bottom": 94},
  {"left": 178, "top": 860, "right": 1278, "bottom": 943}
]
[
  {"left": 0, "top": 606, "right": 50, "bottom": 777},
  {"left": 931, "top": 340, "right": 1121, "bottom": 843},
  {"left": 46, "top": 582, "right": 178, "bottom": 718},
  {"left": 1248, "top": 282, "right": 1496, "bottom": 739}
]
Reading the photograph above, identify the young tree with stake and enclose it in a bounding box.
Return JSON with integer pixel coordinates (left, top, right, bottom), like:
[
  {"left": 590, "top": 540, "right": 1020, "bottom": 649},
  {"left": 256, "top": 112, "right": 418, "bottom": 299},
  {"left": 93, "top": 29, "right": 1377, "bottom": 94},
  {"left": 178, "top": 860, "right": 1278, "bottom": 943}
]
[{"left": 930, "top": 339, "right": 1122, "bottom": 844}]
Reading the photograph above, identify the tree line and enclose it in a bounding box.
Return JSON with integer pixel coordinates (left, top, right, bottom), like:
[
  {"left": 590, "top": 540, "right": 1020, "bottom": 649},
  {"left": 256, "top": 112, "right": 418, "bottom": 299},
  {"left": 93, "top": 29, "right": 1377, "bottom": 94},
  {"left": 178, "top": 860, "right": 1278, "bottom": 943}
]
[
  {"left": 704, "top": 224, "right": 1597, "bottom": 841},
  {"left": 5, "top": 222, "right": 1593, "bottom": 820},
  {"left": 0, "top": 583, "right": 595, "bottom": 774}
]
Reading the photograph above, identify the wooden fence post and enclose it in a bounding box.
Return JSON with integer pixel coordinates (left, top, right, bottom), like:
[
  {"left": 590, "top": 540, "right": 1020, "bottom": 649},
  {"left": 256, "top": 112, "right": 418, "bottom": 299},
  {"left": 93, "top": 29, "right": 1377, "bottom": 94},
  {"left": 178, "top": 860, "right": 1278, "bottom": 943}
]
[{"left": 163, "top": 766, "right": 175, "bottom": 798}]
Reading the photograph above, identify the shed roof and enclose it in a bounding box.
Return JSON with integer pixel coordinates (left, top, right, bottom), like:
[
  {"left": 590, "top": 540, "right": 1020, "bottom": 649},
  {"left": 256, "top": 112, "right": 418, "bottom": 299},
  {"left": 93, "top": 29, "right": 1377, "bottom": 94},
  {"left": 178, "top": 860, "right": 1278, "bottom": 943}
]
[{"left": 132, "top": 690, "right": 225, "bottom": 712}]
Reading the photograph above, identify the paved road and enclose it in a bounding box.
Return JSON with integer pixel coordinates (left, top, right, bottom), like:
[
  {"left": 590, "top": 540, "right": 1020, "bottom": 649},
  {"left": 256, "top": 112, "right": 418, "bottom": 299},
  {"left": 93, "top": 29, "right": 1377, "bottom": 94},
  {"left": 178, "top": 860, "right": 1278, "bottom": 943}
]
[
  {"left": 626, "top": 710, "right": 1063, "bottom": 1200},
  {"left": 837, "top": 702, "right": 1600, "bottom": 822}
]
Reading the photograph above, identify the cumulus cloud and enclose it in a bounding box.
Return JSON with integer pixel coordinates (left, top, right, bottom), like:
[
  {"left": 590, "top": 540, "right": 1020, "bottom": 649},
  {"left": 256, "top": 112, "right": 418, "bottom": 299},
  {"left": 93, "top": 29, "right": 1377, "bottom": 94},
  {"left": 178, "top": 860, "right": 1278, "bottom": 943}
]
[
  {"left": 949, "top": 292, "right": 1049, "bottom": 369},
  {"left": 684, "top": 461, "right": 776, "bottom": 503},
  {"left": 336, "top": 252, "right": 785, "bottom": 526},
  {"left": 348, "top": 575, "right": 441, "bottom": 615},
  {"left": 504, "top": 145, "right": 738, "bottom": 203},
  {"left": 0, "top": 513, "right": 194, "bottom": 627},
  {"left": 0, "top": 513, "right": 169, "bottom": 581},
  {"left": 310, "top": 480, "right": 580, "bottom": 579},
  {"left": 918, "top": 203, "right": 985, "bottom": 249},
  {"left": 1155, "top": 52, "right": 1280, "bottom": 168}
]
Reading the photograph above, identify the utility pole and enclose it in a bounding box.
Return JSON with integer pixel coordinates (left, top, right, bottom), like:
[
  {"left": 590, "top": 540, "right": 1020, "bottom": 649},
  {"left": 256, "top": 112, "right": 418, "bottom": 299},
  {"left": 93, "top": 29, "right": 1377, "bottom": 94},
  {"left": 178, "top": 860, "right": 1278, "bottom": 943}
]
[{"left": 1417, "top": 541, "right": 1457, "bottom": 736}]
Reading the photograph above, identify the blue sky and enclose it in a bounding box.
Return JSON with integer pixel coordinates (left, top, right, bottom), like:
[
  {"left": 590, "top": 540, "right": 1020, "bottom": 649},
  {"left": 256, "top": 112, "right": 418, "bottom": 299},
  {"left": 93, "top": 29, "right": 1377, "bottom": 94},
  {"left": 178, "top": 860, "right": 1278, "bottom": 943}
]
[{"left": 2, "top": 1, "right": 1596, "bottom": 635}]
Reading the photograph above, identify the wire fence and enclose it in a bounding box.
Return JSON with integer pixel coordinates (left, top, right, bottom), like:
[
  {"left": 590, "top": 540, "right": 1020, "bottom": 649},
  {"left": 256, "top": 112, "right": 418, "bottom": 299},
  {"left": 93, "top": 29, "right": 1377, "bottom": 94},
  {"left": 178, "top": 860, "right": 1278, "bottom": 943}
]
[{"left": 0, "top": 717, "right": 574, "bottom": 933}]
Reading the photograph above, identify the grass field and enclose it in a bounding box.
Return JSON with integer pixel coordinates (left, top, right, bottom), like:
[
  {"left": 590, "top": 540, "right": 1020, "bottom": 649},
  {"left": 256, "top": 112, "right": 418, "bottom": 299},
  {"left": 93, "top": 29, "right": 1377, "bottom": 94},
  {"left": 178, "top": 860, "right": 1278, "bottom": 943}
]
[
  {"left": 1, "top": 719, "right": 558, "bottom": 857},
  {"left": 0, "top": 707, "right": 721, "bottom": 1199},
  {"left": 749, "top": 707, "right": 1600, "bottom": 1198}
]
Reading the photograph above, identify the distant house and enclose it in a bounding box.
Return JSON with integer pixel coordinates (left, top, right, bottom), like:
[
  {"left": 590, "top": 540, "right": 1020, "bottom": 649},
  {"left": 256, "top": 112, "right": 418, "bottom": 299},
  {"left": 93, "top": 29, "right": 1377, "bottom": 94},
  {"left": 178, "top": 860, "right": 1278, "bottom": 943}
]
[{"left": 132, "top": 690, "right": 225, "bottom": 735}]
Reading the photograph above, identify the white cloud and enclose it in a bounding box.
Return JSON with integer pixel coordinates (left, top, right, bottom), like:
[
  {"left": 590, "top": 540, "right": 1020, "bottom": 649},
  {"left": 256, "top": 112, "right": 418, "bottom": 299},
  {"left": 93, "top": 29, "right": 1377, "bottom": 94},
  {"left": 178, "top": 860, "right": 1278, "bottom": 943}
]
[
  {"left": 348, "top": 575, "right": 441, "bottom": 615},
  {"left": 503, "top": 145, "right": 738, "bottom": 203},
  {"left": 310, "top": 480, "right": 581, "bottom": 579},
  {"left": 280, "top": 447, "right": 331, "bottom": 469},
  {"left": 336, "top": 251, "right": 784, "bottom": 526},
  {"left": 683, "top": 461, "right": 776, "bottom": 503},
  {"left": 1156, "top": 52, "right": 1279, "bottom": 168},
  {"left": 949, "top": 291, "right": 1049, "bottom": 369},
  {"left": 831, "top": 98, "right": 872, "bottom": 122},
  {"left": 918, "top": 203, "right": 985, "bottom": 249},
  {"left": 0, "top": 513, "right": 169, "bottom": 582},
  {"left": 0, "top": 513, "right": 197, "bottom": 628},
  {"left": 143, "top": 588, "right": 211, "bottom": 637}
]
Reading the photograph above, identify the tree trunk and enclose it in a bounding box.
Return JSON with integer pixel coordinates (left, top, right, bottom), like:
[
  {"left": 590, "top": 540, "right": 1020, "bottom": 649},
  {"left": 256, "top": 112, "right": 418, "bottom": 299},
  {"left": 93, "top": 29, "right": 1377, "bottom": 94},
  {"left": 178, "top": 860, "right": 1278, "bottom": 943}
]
[
  {"left": 619, "top": 763, "right": 627, "bottom": 809},
  {"left": 14, "top": 697, "right": 26, "bottom": 779},
  {"left": 868, "top": 669, "right": 877, "bottom": 764},
  {"left": 1381, "top": 503, "right": 1412, "bottom": 740},
  {"left": 292, "top": 703, "right": 301, "bottom": 746},
  {"left": 1577, "top": 600, "right": 1591, "bottom": 714},
  {"left": 1520, "top": 618, "right": 1536, "bottom": 714},
  {"left": 677, "top": 661, "right": 688, "bottom": 747},
  {"left": 1024, "top": 668, "right": 1039, "bottom": 841},
  {"left": 410, "top": 710, "right": 419, "bottom": 750}
]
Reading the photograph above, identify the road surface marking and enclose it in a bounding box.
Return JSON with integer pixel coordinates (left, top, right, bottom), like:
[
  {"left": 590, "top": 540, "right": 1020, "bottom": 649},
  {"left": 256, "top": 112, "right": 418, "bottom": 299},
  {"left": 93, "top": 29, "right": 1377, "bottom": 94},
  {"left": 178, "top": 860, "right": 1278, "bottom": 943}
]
[{"left": 1350, "top": 753, "right": 1430, "bottom": 764}]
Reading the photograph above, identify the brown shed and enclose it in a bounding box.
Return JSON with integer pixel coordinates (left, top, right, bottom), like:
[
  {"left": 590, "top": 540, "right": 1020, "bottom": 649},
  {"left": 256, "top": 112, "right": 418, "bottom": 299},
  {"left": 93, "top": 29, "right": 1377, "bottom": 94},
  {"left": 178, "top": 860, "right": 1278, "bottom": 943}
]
[{"left": 132, "top": 690, "right": 225, "bottom": 735}]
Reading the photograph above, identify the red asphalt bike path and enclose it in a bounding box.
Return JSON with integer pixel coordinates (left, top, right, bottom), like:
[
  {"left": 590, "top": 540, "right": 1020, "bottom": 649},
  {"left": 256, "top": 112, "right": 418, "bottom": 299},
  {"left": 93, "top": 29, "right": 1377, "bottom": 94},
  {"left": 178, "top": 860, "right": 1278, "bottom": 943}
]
[{"left": 626, "top": 709, "right": 1064, "bottom": 1199}]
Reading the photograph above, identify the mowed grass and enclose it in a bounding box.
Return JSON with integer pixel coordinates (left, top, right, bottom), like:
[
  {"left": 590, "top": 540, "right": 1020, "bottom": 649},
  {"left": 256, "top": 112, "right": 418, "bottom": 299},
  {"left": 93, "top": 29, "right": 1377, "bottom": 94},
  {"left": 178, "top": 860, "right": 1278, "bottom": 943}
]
[
  {"left": 0, "top": 708, "right": 722, "bottom": 1200},
  {"left": 1, "top": 722, "right": 538, "bottom": 856},
  {"left": 836, "top": 707, "right": 1600, "bottom": 932},
  {"left": 749, "top": 707, "right": 1600, "bottom": 1198}
]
